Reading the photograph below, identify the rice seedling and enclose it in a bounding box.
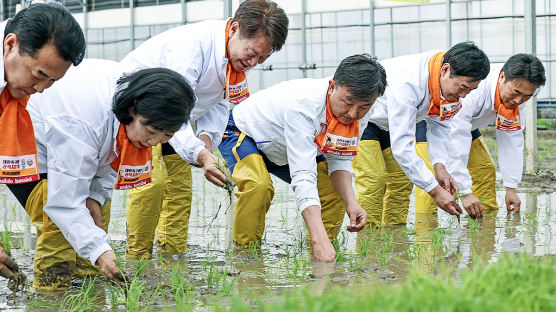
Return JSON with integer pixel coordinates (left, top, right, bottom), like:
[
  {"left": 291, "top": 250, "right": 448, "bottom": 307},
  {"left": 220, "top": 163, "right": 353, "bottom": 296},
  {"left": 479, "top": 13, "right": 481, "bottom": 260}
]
[
  {"left": 220, "top": 253, "right": 556, "bottom": 311},
  {"left": 170, "top": 265, "right": 195, "bottom": 309},
  {"left": 248, "top": 241, "right": 262, "bottom": 260},
  {"left": 358, "top": 238, "right": 369, "bottom": 257},
  {"left": 58, "top": 277, "right": 102, "bottom": 312}
]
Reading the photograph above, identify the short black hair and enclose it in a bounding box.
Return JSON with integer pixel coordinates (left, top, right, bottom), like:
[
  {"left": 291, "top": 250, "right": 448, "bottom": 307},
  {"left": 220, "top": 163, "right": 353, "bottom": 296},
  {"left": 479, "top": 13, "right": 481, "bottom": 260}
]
[
  {"left": 112, "top": 68, "right": 195, "bottom": 134},
  {"left": 4, "top": 3, "right": 86, "bottom": 66},
  {"left": 443, "top": 41, "right": 490, "bottom": 82},
  {"left": 233, "top": 0, "right": 289, "bottom": 52},
  {"left": 333, "top": 53, "right": 387, "bottom": 102},
  {"left": 501, "top": 53, "right": 546, "bottom": 87}
]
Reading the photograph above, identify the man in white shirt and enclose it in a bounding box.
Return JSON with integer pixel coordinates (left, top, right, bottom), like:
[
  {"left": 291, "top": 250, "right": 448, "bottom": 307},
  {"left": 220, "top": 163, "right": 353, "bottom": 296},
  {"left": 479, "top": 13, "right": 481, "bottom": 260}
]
[
  {"left": 353, "top": 42, "right": 490, "bottom": 226},
  {"left": 0, "top": 3, "right": 85, "bottom": 282},
  {"left": 120, "top": 0, "right": 289, "bottom": 258},
  {"left": 414, "top": 54, "right": 545, "bottom": 217},
  {"left": 218, "top": 54, "right": 387, "bottom": 261}
]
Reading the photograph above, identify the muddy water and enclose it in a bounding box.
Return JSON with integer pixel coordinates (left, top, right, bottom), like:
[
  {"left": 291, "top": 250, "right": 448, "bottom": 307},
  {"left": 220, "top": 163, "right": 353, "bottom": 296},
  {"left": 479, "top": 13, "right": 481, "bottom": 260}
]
[{"left": 0, "top": 168, "right": 555, "bottom": 310}]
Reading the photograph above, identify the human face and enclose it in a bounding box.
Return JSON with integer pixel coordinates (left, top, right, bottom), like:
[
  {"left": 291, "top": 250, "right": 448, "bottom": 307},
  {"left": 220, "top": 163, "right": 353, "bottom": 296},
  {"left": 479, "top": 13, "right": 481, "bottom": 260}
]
[
  {"left": 3, "top": 33, "right": 71, "bottom": 98},
  {"left": 125, "top": 113, "right": 174, "bottom": 149},
  {"left": 439, "top": 63, "right": 481, "bottom": 102},
  {"left": 226, "top": 21, "right": 273, "bottom": 72},
  {"left": 327, "top": 80, "right": 376, "bottom": 125},
  {"left": 498, "top": 72, "right": 538, "bottom": 109}
]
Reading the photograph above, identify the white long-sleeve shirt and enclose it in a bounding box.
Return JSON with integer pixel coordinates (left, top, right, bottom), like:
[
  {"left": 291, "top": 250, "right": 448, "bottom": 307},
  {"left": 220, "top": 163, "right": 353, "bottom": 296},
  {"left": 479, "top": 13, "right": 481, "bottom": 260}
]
[
  {"left": 448, "top": 64, "right": 525, "bottom": 194},
  {"left": 233, "top": 78, "right": 369, "bottom": 213},
  {"left": 26, "top": 59, "right": 122, "bottom": 265},
  {"left": 366, "top": 50, "right": 453, "bottom": 193},
  {"left": 120, "top": 19, "right": 233, "bottom": 164}
]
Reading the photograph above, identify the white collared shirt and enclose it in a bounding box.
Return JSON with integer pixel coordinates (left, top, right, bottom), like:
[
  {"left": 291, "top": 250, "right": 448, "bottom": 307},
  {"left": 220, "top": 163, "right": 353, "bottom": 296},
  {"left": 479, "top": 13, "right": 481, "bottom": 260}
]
[
  {"left": 448, "top": 64, "right": 525, "bottom": 194},
  {"left": 233, "top": 77, "right": 369, "bottom": 213},
  {"left": 26, "top": 59, "right": 122, "bottom": 266},
  {"left": 120, "top": 19, "right": 233, "bottom": 164},
  {"left": 365, "top": 50, "right": 455, "bottom": 192}
]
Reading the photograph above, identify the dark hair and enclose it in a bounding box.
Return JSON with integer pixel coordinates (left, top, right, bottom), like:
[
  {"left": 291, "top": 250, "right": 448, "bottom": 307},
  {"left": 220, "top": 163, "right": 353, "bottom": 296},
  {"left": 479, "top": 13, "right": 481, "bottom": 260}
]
[
  {"left": 4, "top": 3, "right": 86, "bottom": 66},
  {"left": 232, "top": 0, "right": 289, "bottom": 52},
  {"left": 443, "top": 41, "right": 490, "bottom": 82},
  {"left": 333, "top": 53, "right": 387, "bottom": 102},
  {"left": 112, "top": 68, "right": 195, "bottom": 134},
  {"left": 501, "top": 53, "right": 546, "bottom": 87}
]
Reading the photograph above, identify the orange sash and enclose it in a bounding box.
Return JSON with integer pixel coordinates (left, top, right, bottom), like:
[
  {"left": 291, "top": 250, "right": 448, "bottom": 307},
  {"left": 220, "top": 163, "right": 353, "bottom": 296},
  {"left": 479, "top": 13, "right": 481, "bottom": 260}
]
[
  {"left": 225, "top": 19, "right": 249, "bottom": 104},
  {"left": 110, "top": 124, "right": 152, "bottom": 190},
  {"left": 0, "top": 88, "right": 40, "bottom": 184},
  {"left": 494, "top": 74, "right": 521, "bottom": 131},
  {"left": 427, "top": 52, "right": 462, "bottom": 121},
  {"left": 314, "top": 89, "right": 359, "bottom": 157}
]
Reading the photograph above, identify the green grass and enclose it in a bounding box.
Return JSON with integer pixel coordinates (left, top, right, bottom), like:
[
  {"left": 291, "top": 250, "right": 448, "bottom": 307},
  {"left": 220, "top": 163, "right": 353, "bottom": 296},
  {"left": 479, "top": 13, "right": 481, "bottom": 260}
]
[
  {"left": 537, "top": 118, "right": 553, "bottom": 129},
  {"left": 218, "top": 253, "right": 556, "bottom": 312}
]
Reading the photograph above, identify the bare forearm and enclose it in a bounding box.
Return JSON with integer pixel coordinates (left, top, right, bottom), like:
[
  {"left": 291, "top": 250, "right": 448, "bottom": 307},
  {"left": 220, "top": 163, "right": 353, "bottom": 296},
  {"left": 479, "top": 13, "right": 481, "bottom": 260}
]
[{"left": 329, "top": 170, "right": 357, "bottom": 207}]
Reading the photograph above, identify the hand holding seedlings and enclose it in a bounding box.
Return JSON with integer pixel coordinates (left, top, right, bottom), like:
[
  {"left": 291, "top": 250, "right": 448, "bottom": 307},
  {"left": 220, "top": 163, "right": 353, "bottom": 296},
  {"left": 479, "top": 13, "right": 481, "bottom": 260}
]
[
  {"left": 429, "top": 185, "right": 462, "bottom": 216},
  {"left": 461, "top": 193, "right": 483, "bottom": 218},
  {"left": 97, "top": 250, "right": 126, "bottom": 288},
  {"left": 197, "top": 148, "right": 228, "bottom": 187}
]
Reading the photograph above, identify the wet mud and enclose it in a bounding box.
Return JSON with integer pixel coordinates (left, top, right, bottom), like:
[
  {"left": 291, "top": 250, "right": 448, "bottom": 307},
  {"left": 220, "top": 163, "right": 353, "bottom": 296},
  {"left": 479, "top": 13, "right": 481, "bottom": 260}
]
[{"left": 0, "top": 163, "right": 554, "bottom": 310}]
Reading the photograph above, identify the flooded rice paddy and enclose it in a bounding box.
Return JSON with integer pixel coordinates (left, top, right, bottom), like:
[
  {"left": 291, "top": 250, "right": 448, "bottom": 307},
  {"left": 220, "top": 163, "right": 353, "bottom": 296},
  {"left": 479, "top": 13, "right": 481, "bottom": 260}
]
[{"left": 0, "top": 137, "right": 555, "bottom": 310}]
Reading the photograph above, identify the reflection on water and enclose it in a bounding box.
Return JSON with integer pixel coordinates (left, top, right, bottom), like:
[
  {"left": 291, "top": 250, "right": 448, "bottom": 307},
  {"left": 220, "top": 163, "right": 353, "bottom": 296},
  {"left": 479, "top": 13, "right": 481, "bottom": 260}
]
[{"left": 0, "top": 168, "right": 555, "bottom": 310}]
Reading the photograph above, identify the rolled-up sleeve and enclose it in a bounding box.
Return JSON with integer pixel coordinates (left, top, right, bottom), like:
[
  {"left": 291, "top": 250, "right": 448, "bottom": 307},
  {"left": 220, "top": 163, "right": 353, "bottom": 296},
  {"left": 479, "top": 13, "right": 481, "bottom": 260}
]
[
  {"left": 43, "top": 115, "right": 112, "bottom": 265},
  {"left": 284, "top": 109, "right": 321, "bottom": 213}
]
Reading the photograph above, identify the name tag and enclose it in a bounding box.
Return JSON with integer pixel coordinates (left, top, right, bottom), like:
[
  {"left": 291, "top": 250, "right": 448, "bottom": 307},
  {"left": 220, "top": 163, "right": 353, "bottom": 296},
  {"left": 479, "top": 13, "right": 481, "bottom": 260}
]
[
  {"left": 439, "top": 102, "right": 462, "bottom": 121},
  {"left": 315, "top": 133, "right": 359, "bottom": 157},
  {"left": 114, "top": 160, "right": 152, "bottom": 190},
  {"left": 228, "top": 80, "right": 249, "bottom": 104},
  {"left": 496, "top": 114, "right": 521, "bottom": 131},
  {"left": 0, "top": 154, "right": 39, "bottom": 184}
]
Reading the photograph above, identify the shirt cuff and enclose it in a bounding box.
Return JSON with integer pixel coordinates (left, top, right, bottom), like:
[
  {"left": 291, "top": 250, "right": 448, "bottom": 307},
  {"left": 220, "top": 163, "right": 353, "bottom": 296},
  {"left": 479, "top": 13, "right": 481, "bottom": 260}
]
[
  {"left": 327, "top": 159, "right": 354, "bottom": 175},
  {"left": 298, "top": 198, "right": 321, "bottom": 213},
  {"left": 429, "top": 158, "right": 447, "bottom": 167},
  {"left": 191, "top": 145, "right": 206, "bottom": 166},
  {"left": 88, "top": 191, "right": 106, "bottom": 206},
  {"left": 423, "top": 180, "right": 440, "bottom": 193},
  {"left": 89, "top": 243, "right": 112, "bottom": 266},
  {"left": 503, "top": 181, "right": 519, "bottom": 189}
]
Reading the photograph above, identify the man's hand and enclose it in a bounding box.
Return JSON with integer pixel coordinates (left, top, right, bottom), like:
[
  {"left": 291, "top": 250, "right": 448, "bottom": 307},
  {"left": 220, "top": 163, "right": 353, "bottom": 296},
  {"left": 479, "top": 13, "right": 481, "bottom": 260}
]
[
  {"left": 197, "top": 148, "right": 228, "bottom": 187},
  {"left": 505, "top": 188, "right": 521, "bottom": 213},
  {"left": 0, "top": 245, "right": 18, "bottom": 280},
  {"left": 96, "top": 250, "right": 126, "bottom": 288},
  {"left": 312, "top": 239, "right": 336, "bottom": 262},
  {"left": 461, "top": 193, "right": 483, "bottom": 218},
  {"left": 429, "top": 185, "right": 462, "bottom": 216},
  {"left": 345, "top": 203, "right": 367, "bottom": 232},
  {"left": 86, "top": 198, "right": 103, "bottom": 229},
  {"left": 302, "top": 205, "right": 336, "bottom": 262},
  {"left": 434, "top": 163, "right": 457, "bottom": 195}
]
